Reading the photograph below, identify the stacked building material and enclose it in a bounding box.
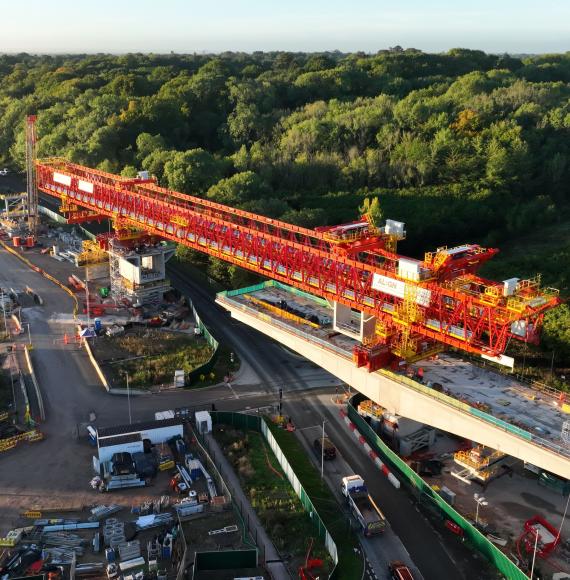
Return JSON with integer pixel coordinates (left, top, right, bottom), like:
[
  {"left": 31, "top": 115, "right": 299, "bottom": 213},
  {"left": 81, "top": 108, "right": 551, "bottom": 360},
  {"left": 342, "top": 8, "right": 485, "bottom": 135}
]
[
  {"left": 103, "top": 518, "right": 125, "bottom": 548},
  {"left": 89, "top": 505, "right": 122, "bottom": 521},
  {"left": 118, "top": 540, "right": 141, "bottom": 562},
  {"left": 135, "top": 513, "right": 173, "bottom": 531},
  {"left": 41, "top": 533, "right": 86, "bottom": 563}
]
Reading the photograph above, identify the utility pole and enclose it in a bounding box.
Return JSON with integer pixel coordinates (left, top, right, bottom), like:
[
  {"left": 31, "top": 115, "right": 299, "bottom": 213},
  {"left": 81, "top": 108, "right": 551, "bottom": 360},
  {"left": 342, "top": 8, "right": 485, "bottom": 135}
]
[
  {"left": 556, "top": 492, "right": 570, "bottom": 543},
  {"left": 550, "top": 351, "right": 556, "bottom": 381},
  {"left": 23, "top": 322, "right": 31, "bottom": 346},
  {"left": 126, "top": 372, "right": 132, "bottom": 425},
  {"left": 85, "top": 279, "right": 91, "bottom": 330},
  {"left": 9, "top": 353, "right": 16, "bottom": 413},
  {"left": 530, "top": 527, "right": 539, "bottom": 579},
  {"left": 321, "top": 419, "right": 326, "bottom": 480},
  {"left": 0, "top": 290, "right": 7, "bottom": 339}
]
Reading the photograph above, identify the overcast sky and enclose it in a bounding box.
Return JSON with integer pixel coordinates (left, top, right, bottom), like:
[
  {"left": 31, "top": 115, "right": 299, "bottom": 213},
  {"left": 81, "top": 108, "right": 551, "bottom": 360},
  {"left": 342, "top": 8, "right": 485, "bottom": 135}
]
[{"left": 2, "top": 0, "right": 569, "bottom": 54}]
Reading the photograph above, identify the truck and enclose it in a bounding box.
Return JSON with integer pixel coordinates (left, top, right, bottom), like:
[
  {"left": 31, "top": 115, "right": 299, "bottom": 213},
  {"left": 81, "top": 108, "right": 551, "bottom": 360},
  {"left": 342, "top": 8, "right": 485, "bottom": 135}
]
[{"left": 341, "top": 475, "right": 386, "bottom": 536}]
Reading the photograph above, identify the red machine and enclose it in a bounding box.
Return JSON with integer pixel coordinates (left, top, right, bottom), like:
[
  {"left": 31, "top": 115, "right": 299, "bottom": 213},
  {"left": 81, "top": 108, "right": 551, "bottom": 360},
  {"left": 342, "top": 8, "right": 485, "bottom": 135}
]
[
  {"left": 31, "top": 116, "right": 562, "bottom": 371},
  {"left": 518, "top": 515, "right": 561, "bottom": 559}
]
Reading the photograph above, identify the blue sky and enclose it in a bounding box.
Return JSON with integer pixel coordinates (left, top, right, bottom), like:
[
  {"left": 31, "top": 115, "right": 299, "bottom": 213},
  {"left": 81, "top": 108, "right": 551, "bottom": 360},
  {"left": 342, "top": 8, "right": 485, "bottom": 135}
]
[{"left": 2, "top": 0, "right": 569, "bottom": 54}]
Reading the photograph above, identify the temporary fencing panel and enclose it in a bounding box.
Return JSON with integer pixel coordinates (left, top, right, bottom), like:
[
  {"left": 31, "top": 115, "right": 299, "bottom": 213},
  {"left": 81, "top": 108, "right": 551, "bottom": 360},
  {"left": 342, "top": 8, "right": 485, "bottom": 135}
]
[{"left": 347, "top": 395, "right": 529, "bottom": 580}]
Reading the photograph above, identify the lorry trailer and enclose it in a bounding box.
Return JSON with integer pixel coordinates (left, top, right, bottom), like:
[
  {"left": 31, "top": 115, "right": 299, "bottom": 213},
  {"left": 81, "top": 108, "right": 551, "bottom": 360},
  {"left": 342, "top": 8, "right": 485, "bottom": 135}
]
[{"left": 341, "top": 475, "right": 386, "bottom": 536}]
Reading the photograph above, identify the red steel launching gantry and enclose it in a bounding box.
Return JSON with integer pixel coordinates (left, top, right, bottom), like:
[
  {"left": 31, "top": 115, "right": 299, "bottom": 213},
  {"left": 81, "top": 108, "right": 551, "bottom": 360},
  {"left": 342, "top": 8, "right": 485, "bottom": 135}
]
[{"left": 35, "top": 156, "right": 562, "bottom": 371}]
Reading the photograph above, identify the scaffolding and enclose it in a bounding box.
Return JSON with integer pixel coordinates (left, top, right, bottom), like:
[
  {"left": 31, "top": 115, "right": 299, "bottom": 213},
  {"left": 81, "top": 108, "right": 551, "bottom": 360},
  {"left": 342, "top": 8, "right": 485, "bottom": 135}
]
[
  {"left": 108, "top": 238, "right": 174, "bottom": 306},
  {"left": 109, "top": 238, "right": 127, "bottom": 304},
  {"left": 0, "top": 193, "right": 28, "bottom": 220}
]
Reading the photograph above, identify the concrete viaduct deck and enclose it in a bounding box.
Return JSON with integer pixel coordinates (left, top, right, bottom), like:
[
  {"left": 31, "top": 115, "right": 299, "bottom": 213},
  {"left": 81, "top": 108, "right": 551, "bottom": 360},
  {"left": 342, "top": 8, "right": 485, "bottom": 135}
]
[{"left": 216, "top": 294, "right": 570, "bottom": 480}]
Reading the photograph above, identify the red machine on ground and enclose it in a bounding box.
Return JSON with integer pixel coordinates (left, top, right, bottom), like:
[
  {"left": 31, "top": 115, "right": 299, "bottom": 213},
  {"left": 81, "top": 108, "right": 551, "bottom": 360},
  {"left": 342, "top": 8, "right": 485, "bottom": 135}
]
[
  {"left": 517, "top": 515, "right": 561, "bottom": 560},
  {"left": 30, "top": 117, "right": 562, "bottom": 371}
]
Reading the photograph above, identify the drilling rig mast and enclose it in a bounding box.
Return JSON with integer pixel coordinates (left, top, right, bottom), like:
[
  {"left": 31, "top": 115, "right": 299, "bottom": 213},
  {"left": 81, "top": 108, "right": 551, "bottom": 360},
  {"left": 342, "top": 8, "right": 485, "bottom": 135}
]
[{"left": 25, "top": 115, "right": 38, "bottom": 239}]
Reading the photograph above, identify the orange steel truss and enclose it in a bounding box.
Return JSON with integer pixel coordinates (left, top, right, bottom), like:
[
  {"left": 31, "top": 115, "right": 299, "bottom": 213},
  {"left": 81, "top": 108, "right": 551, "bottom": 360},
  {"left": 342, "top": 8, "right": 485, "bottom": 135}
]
[{"left": 35, "top": 155, "right": 562, "bottom": 369}]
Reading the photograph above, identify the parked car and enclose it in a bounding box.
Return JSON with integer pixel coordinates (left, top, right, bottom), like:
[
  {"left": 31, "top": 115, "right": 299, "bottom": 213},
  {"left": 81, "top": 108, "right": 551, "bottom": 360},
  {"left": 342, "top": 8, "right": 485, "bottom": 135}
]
[
  {"left": 389, "top": 561, "right": 414, "bottom": 580},
  {"left": 313, "top": 436, "right": 336, "bottom": 460}
]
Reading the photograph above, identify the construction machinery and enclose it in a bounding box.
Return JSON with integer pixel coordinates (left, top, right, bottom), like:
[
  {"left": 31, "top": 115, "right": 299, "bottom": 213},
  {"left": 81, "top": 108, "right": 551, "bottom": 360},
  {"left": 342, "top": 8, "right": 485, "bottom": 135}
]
[{"left": 25, "top": 116, "right": 561, "bottom": 371}]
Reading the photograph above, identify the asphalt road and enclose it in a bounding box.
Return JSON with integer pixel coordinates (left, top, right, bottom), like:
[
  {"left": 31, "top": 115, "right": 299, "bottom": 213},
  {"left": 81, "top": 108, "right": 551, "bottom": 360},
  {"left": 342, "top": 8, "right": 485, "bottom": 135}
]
[
  {"left": 166, "top": 264, "right": 493, "bottom": 580},
  {"left": 0, "top": 217, "right": 492, "bottom": 579}
]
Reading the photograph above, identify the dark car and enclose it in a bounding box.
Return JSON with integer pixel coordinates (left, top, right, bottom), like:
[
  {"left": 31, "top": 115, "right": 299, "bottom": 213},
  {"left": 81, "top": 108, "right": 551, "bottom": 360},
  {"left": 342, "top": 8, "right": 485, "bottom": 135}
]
[
  {"left": 389, "top": 561, "right": 414, "bottom": 580},
  {"left": 313, "top": 436, "right": 336, "bottom": 460}
]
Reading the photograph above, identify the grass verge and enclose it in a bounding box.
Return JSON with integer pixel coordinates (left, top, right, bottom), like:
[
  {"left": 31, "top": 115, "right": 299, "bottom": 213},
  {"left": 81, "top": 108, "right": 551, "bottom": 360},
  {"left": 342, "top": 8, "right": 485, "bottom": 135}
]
[
  {"left": 215, "top": 425, "right": 332, "bottom": 576},
  {"left": 267, "top": 422, "right": 364, "bottom": 580}
]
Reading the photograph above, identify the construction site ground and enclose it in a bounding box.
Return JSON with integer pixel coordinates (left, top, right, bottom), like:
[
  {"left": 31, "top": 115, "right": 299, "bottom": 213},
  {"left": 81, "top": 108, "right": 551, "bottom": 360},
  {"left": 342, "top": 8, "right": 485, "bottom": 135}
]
[
  {"left": 2, "top": 504, "right": 182, "bottom": 575},
  {"left": 415, "top": 433, "right": 570, "bottom": 577},
  {"left": 1, "top": 415, "right": 249, "bottom": 577},
  {"left": 1, "top": 499, "right": 247, "bottom": 579},
  {"left": 412, "top": 354, "right": 567, "bottom": 454}
]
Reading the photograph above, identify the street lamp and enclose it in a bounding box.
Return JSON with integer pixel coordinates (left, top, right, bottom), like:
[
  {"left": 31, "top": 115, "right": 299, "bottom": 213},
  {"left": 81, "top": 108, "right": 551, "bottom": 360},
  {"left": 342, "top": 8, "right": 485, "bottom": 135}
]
[
  {"left": 321, "top": 419, "right": 326, "bottom": 480},
  {"left": 85, "top": 278, "right": 91, "bottom": 330},
  {"left": 126, "top": 371, "right": 132, "bottom": 425},
  {"left": 121, "top": 369, "right": 132, "bottom": 425},
  {"left": 530, "top": 526, "right": 539, "bottom": 579},
  {"left": 0, "top": 289, "right": 8, "bottom": 339},
  {"left": 474, "top": 493, "right": 488, "bottom": 526},
  {"left": 556, "top": 492, "right": 570, "bottom": 544}
]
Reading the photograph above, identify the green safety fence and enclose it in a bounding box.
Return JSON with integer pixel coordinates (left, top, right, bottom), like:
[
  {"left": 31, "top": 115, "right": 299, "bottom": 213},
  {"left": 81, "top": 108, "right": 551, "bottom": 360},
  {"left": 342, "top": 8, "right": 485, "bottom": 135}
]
[
  {"left": 210, "top": 411, "right": 339, "bottom": 575},
  {"left": 347, "top": 394, "right": 529, "bottom": 580},
  {"left": 469, "top": 407, "right": 533, "bottom": 441},
  {"left": 221, "top": 279, "right": 329, "bottom": 307},
  {"left": 211, "top": 411, "right": 262, "bottom": 431},
  {"left": 220, "top": 282, "right": 267, "bottom": 298},
  {"left": 273, "top": 280, "right": 329, "bottom": 306},
  {"left": 192, "top": 549, "right": 258, "bottom": 578},
  {"left": 185, "top": 295, "right": 220, "bottom": 385}
]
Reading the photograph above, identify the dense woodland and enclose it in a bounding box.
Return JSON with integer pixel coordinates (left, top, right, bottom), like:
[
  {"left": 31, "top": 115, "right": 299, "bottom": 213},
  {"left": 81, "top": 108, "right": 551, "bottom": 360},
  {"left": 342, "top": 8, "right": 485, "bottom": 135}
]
[{"left": 0, "top": 49, "right": 569, "bottom": 369}]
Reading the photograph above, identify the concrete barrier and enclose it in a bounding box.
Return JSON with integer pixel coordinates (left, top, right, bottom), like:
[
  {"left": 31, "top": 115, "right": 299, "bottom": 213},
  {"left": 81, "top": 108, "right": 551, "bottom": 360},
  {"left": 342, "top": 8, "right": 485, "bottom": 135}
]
[
  {"left": 82, "top": 332, "right": 110, "bottom": 392},
  {"left": 108, "top": 388, "right": 147, "bottom": 396},
  {"left": 339, "top": 408, "right": 401, "bottom": 489},
  {"left": 24, "top": 346, "right": 45, "bottom": 421}
]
